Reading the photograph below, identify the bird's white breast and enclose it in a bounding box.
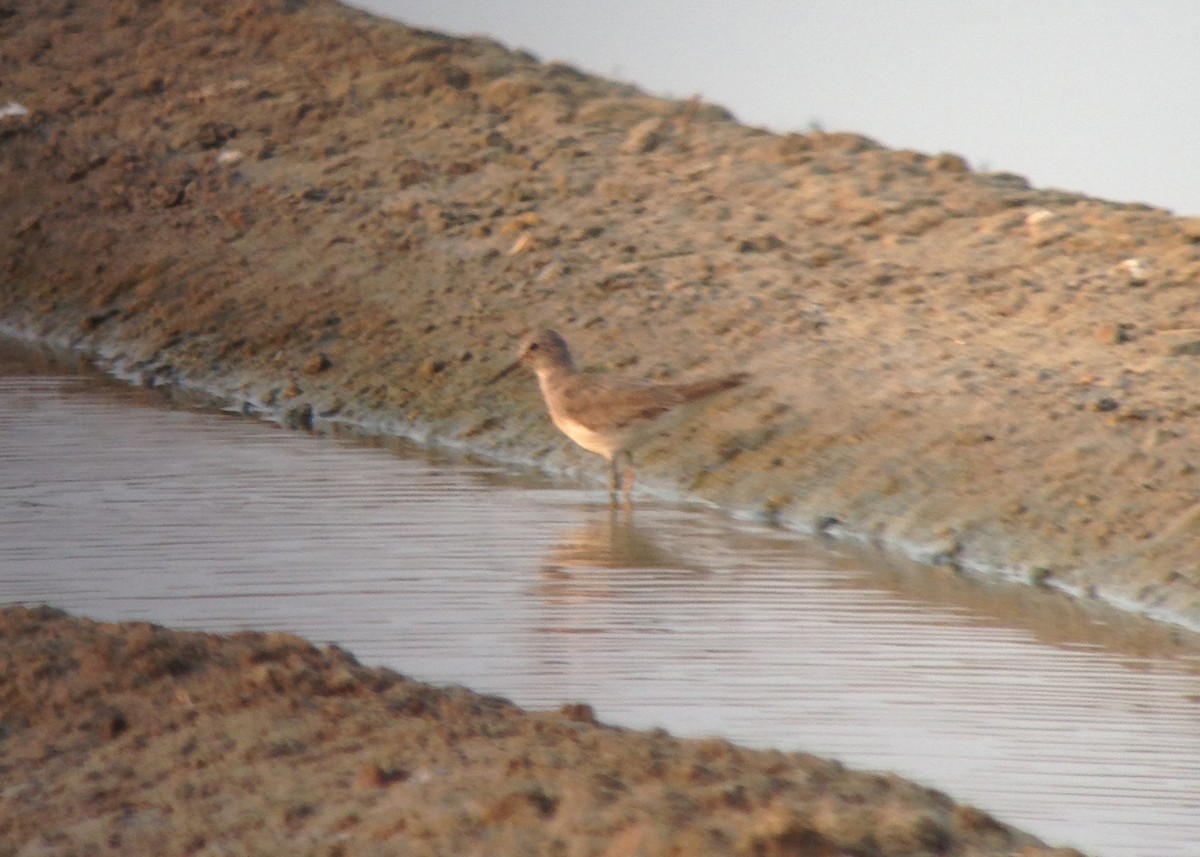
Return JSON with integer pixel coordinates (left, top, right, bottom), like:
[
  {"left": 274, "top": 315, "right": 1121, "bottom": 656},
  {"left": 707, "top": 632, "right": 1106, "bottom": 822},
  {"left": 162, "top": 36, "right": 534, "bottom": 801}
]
[{"left": 548, "top": 413, "right": 619, "bottom": 458}]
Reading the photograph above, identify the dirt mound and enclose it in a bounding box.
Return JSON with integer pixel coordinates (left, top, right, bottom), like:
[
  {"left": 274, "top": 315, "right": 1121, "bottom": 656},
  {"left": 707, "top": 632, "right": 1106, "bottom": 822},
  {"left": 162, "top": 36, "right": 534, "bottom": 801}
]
[
  {"left": 0, "top": 606, "right": 1082, "bottom": 856},
  {"left": 4, "top": 0, "right": 1200, "bottom": 623}
]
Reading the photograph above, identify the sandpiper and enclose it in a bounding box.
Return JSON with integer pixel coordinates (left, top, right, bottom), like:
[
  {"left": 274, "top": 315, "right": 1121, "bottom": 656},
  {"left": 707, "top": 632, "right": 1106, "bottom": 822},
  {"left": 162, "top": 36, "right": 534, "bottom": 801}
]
[{"left": 489, "top": 329, "right": 748, "bottom": 498}]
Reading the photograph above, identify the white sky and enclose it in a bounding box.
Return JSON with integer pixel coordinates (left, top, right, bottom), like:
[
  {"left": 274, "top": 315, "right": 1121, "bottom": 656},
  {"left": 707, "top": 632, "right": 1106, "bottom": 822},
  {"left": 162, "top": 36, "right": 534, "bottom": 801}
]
[{"left": 347, "top": 1, "right": 1200, "bottom": 216}]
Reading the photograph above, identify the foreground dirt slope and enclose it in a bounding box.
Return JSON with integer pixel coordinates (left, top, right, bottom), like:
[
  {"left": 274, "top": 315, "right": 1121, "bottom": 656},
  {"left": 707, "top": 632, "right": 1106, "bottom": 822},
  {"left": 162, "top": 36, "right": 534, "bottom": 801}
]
[
  {"left": 0, "top": 606, "right": 1083, "bottom": 856},
  {"left": 3, "top": 1, "right": 1200, "bottom": 624}
]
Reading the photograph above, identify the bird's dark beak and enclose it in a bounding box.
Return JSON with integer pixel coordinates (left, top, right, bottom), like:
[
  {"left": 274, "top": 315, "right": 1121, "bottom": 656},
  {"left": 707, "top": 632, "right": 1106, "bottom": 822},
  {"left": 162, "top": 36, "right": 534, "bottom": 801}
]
[{"left": 487, "top": 359, "right": 521, "bottom": 385}]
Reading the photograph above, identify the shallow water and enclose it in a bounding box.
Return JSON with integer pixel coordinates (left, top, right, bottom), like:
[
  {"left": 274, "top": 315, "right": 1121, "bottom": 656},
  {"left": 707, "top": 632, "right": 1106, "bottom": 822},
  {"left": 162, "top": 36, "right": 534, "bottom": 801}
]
[{"left": 1, "top": 343, "right": 1198, "bottom": 857}]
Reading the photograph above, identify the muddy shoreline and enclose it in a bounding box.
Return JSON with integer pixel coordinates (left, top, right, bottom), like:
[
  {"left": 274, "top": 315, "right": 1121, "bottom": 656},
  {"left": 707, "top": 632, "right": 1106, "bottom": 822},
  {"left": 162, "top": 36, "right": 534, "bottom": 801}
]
[
  {"left": 0, "top": 605, "right": 1087, "bottom": 856},
  {"left": 5, "top": 0, "right": 1200, "bottom": 629}
]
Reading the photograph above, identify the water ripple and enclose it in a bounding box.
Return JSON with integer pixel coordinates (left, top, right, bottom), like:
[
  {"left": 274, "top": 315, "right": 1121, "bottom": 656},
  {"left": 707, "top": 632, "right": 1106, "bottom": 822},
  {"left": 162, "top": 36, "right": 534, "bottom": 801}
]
[{"left": 1, "top": 358, "right": 1198, "bottom": 857}]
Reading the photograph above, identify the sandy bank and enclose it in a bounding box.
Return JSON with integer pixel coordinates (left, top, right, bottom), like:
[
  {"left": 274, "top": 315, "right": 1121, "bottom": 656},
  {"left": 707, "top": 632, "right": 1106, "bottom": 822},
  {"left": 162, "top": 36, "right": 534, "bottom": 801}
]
[
  {"left": 0, "top": 606, "right": 1086, "bottom": 856},
  {"left": 4, "top": 0, "right": 1200, "bottom": 627}
]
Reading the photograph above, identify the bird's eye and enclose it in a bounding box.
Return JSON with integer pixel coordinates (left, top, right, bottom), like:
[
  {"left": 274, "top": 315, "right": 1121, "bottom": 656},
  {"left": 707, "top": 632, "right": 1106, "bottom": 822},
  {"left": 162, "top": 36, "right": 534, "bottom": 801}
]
[{"left": 528, "top": 343, "right": 539, "bottom": 351}]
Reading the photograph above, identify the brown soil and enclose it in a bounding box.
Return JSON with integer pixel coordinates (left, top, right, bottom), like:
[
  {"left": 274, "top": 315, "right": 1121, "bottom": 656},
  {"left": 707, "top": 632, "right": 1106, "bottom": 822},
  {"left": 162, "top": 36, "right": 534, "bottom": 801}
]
[
  {"left": 6, "top": 1, "right": 1200, "bottom": 628},
  {"left": 4, "top": 0, "right": 1200, "bottom": 625},
  {"left": 0, "top": 605, "right": 1084, "bottom": 856},
  {"left": 0, "top": 0, "right": 1197, "bottom": 851}
]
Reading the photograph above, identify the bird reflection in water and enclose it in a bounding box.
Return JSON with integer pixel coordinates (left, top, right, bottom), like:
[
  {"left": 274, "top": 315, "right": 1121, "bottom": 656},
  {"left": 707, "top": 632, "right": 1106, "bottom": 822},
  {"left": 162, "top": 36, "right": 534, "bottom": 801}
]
[{"left": 534, "top": 504, "right": 704, "bottom": 605}]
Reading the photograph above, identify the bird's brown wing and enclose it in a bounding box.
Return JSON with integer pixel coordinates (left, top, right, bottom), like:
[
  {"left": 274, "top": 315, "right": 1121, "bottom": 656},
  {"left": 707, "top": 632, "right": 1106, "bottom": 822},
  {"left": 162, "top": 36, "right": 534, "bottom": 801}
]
[
  {"left": 672, "top": 372, "right": 749, "bottom": 404},
  {"left": 556, "top": 373, "right": 747, "bottom": 434}
]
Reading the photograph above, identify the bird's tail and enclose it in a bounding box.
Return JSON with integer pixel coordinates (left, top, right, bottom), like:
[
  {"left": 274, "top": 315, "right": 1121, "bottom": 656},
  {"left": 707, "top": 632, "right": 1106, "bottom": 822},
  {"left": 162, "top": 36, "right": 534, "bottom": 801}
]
[{"left": 677, "top": 372, "right": 749, "bottom": 403}]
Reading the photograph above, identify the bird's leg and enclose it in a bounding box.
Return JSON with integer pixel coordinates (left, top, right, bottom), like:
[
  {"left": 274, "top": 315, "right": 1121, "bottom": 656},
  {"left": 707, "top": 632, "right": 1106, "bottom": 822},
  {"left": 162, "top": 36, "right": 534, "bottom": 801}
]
[{"left": 607, "top": 452, "right": 636, "bottom": 505}]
